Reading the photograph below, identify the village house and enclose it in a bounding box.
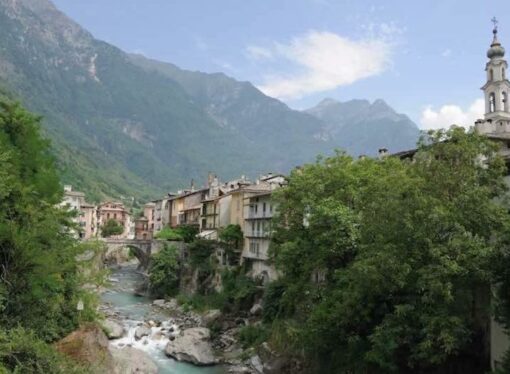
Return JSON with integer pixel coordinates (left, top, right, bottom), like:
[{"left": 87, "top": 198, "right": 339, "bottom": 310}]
[
  {"left": 60, "top": 185, "right": 97, "bottom": 239},
  {"left": 79, "top": 202, "right": 97, "bottom": 239},
  {"left": 97, "top": 201, "right": 132, "bottom": 239},
  {"left": 134, "top": 216, "right": 151, "bottom": 240}
]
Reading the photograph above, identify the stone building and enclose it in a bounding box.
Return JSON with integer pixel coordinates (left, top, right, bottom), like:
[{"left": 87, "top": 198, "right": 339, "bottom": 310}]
[
  {"left": 60, "top": 185, "right": 96, "bottom": 239},
  {"left": 134, "top": 216, "right": 151, "bottom": 240},
  {"left": 97, "top": 201, "right": 131, "bottom": 239},
  {"left": 79, "top": 202, "right": 97, "bottom": 239}
]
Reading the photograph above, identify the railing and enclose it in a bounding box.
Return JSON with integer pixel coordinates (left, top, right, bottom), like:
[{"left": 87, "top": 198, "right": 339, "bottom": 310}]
[{"left": 246, "top": 211, "right": 272, "bottom": 219}]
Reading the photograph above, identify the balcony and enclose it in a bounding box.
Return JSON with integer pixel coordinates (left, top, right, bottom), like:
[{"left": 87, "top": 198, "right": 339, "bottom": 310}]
[{"left": 245, "top": 230, "right": 270, "bottom": 238}]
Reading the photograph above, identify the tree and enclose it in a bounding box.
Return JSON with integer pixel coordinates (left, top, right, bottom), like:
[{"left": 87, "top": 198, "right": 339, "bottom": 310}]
[
  {"left": 269, "top": 127, "right": 510, "bottom": 373},
  {"left": 219, "top": 224, "right": 243, "bottom": 250},
  {"left": 0, "top": 101, "right": 97, "bottom": 356},
  {"left": 148, "top": 244, "right": 180, "bottom": 298},
  {"left": 100, "top": 219, "right": 124, "bottom": 237}
]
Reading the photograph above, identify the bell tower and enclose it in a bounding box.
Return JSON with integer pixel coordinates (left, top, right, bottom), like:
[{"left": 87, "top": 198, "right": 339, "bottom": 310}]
[{"left": 479, "top": 18, "right": 510, "bottom": 133}]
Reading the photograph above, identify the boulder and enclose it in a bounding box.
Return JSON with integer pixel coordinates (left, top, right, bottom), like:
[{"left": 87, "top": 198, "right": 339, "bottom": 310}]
[
  {"left": 134, "top": 325, "right": 151, "bottom": 340},
  {"left": 110, "top": 346, "right": 158, "bottom": 374},
  {"left": 202, "top": 309, "right": 222, "bottom": 326},
  {"left": 163, "top": 298, "right": 179, "bottom": 310},
  {"left": 250, "top": 303, "right": 263, "bottom": 316},
  {"left": 100, "top": 319, "right": 124, "bottom": 339},
  {"left": 55, "top": 323, "right": 115, "bottom": 372},
  {"left": 165, "top": 327, "right": 216, "bottom": 366},
  {"left": 152, "top": 299, "right": 166, "bottom": 307},
  {"left": 250, "top": 354, "right": 264, "bottom": 373}
]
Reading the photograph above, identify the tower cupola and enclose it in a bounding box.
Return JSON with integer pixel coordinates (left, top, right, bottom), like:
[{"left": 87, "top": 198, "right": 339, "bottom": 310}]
[
  {"left": 488, "top": 23, "right": 505, "bottom": 59},
  {"left": 476, "top": 17, "right": 510, "bottom": 135}
]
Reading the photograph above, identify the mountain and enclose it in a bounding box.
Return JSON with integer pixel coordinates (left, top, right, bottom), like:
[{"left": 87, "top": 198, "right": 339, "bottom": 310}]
[
  {"left": 305, "top": 98, "right": 420, "bottom": 156},
  {"left": 0, "top": 0, "right": 420, "bottom": 203}
]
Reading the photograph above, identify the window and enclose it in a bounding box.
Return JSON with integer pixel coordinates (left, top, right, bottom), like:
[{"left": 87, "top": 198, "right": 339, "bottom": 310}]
[
  {"left": 503, "top": 91, "right": 508, "bottom": 111},
  {"left": 107, "top": 213, "right": 110, "bottom": 219},
  {"left": 263, "top": 202, "right": 266, "bottom": 213},
  {"left": 504, "top": 67, "right": 506, "bottom": 80},
  {"left": 490, "top": 92, "right": 496, "bottom": 112},
  {"left": 490, "top": 69, "right": 494, "bottom": 81},
  {"left": 114, "top": 213, "right": 117, "bottom": 219}
]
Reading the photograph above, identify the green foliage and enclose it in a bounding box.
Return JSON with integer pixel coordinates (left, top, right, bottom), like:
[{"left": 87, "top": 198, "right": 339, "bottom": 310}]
[
  {"left": 218, "top": 224, "right": 243, "bottom": 250},
  {"left": 100, "top": 219, "right": 124, "bottom": 238},
  {"left": 238, "top": 325, "right": 269, "bottom": 349},
  {"left": 221, "top": 269, "right": 259, "bottom": 313},
  {"left": 0, "top": 101, "right": 97, "bottom": 371},
  {"left": 270, "top": 128, "right": 510, "bottom": 373},
  {"left": 149, "top": 244, "right": 180, "bottom": 298},
  {"left": 154, "top": 227, "right": 184, "bottom": 241},
  {"left": 178, "top": 225, "right": 199, "bottom": 243},
  {"left": 0, "top": 327, "right": 87, "bottom": 374},
  {"left": 188, "top": 239, "right": 216, "bottom": 273},
  {"left": 262, "top": 279, "right": 287, "bottom": 322},
  {"left": 0, "top": 101, "right": 94, "bottom": 342},
  {"left": 154, "top": 225, "right": 198, "bottom": 243},
  {"left": 176, "top": 293, "right": 227, "bottom": 313}
]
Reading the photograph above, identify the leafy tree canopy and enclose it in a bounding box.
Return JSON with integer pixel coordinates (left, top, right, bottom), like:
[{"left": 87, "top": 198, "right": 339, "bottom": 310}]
[
  {"left": 269, "top": 127, "right": 510, "bottom": 373},
  {"left": 100, "top": 219, "right": 124, "bottom": 238}
]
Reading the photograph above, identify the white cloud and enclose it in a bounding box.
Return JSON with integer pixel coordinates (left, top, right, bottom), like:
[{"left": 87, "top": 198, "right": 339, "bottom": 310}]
[
  {"left": 253, "top": 30, "right": 394, "bottom": 100},
  {"left": 420, "top": 99, "right": 484, "bottom": 130},
  {"left": 246, "top": 46, "right": 273, "bottom": 60}
]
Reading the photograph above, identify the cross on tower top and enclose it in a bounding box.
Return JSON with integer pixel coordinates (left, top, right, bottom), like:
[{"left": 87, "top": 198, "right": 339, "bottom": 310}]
[{"left": 492, "top": 17, "right": 499, "bottom": 32}]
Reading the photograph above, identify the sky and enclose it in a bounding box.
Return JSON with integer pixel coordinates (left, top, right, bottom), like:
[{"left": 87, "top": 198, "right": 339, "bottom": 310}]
[{"left": 51, "top": 0, "right": 509, "bottom": 129}]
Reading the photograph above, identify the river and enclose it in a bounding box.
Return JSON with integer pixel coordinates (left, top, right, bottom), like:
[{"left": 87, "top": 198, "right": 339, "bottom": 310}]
[{"left": 101, "top": 264, "right": 224, "bottom": 374}]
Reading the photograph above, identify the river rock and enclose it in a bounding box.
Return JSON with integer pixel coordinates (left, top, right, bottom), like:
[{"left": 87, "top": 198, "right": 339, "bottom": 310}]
[
  {"left": 153, "top": 299, "right": 166, "bottom": 307},
  {"left": 164, "top": 298, "right": 179, "bottom": 310},
  {"left": 165, "top": 327, "right": 216, "bottom": 365},
  {"left": 110, "top": 346, "right": 158, "bottom": 374},
  {"left": 134, "top": 325, "right": 151, "bottom": 340},
  {"left": 100, "top": 319, "right": 124, "bottom": 339},
  {"left": 250, "top": 354, "right": 264, "bottom": 373},
  {"left": 202, "top": 309, "right": 222, "bottom": 326},
  {"left": 249, "top": 303, "right": 263, "bottom": 316},
  {"left": 55, "top": 323, "right": 115, "bottom": 372}
]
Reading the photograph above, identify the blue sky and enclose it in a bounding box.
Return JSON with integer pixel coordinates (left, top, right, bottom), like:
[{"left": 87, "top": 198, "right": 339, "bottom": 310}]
[{"left": 52, "top": 0, "right": 508, "bottom": 128}]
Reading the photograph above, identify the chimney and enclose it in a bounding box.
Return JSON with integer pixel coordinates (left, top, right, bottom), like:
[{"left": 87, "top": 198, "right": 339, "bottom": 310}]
[
  {"left": 191, "top": 179, "right": 195, "bottom": 192},
  {"left": 378, "top": 148, "right": 388, "bottom": 159},
  {"left": 207, "top": 172, "right": 214, "bottom": 187}
]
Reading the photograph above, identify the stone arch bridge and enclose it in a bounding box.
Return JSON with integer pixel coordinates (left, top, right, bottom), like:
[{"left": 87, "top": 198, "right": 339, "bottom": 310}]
[{"left": 103, "top": 238, "right": 163, "bottom": 269}]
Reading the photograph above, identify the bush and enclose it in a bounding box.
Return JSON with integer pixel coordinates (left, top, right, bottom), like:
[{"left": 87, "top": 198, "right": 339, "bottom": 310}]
[
  {"left": 0, "top": 327, "right": 87, "bottom": 373},
  {"left": 154, "top": 227, "right": 184, "bottom": 241},
  {"left": 238, "top": 325, "right": 269, "bottom": 349},
  {"left": 149, "top": 244, "right": 180, "bottom": 298},
  {"left": 262, "top": 279, "right": 287, "bottom": 322},
  {"left": 155, "top": 225, "right": 199, "bottom": 243},
  {"left": 221, "top": 269, "right": 260, "bottom": 312},
  {"left": 100, "top": 219, "right": 124, "bottom": 237}
]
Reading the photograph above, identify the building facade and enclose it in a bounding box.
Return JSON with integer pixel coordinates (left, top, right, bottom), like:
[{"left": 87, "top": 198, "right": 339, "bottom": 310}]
[{"left": 97, "top": 201, "right": 132, "bottom": 239}]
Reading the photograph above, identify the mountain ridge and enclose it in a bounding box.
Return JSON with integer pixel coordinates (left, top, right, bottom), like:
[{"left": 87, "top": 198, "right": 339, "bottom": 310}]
[{"left": 0, "top": 0, "right": 420, "bottom": 203}]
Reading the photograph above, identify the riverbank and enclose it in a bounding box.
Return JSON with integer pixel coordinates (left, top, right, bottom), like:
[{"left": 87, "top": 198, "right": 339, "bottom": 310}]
[{"left": 100, "top": 264, "right": 226, "bottom": 373}]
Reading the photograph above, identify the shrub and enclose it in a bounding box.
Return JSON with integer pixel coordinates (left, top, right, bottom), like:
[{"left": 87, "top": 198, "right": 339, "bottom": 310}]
[
  {"left": 0, "top": 327, "right": 87, "bottom": 373},
  {"left": 100, "top": 219, "right": 124, "bottom": 237},
  {"left": 154, "top": 227, "right": 183, "bottom": 241},
  {"left": 238, "top": 325, "right": 269, "bottom": 349},
  {"left": 149, "top": 244, "right": 180, "bottom": 298},
  {"left": 262, "top": 279, "right": 287, "bottom": 322}
]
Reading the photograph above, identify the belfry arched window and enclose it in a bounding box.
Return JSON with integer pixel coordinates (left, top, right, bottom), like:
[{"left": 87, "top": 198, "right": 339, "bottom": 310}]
[
  {"left": 503, "top": 67, "right": 506, "bottom": 80},
  {"left": 490, "top": 92, "right": 496, "bottom": 112},
  {"left": 503, "top": 91, "right": 508, "bottom": 111},
  {"left": 490, "top": 69, "right": 495, "bottom": 81}
]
